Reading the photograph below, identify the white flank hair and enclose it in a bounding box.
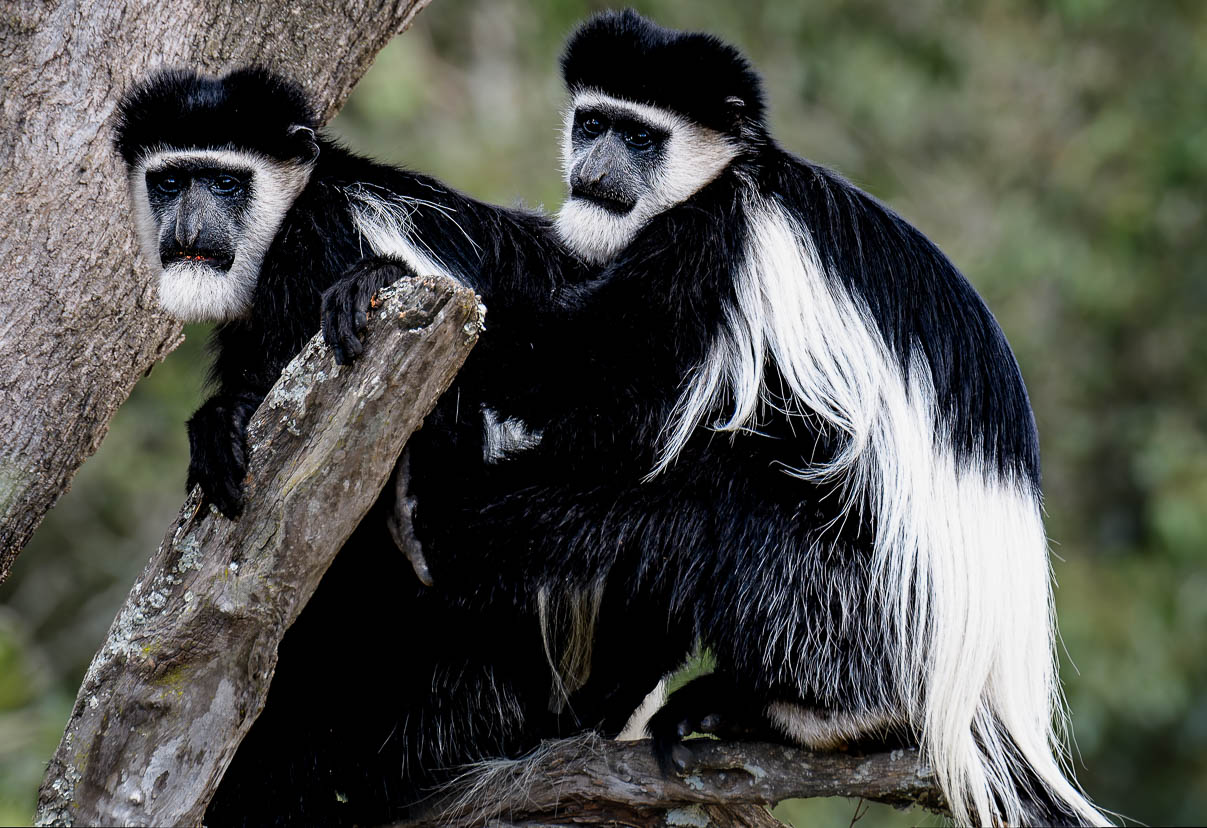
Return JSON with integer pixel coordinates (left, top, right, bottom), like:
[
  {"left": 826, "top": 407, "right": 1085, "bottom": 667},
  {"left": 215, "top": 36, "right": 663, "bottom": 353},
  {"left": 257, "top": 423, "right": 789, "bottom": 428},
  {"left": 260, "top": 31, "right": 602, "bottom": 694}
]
[
  {"left": 656, "top": 195, "right": 1109, "bottom": 826},
  {"left": 482, "top": 407, "right": 543, "bottom": 464},
  {"left": 617, "top": 679, "right": 668, "bottom": 741},
  {"left": 344, "top": 184, "right": 476, "bottom": 282},
  {"left": 131, "top": 149, "right": 312, "bottom": 323},
  {"left": 554, "top": 90, "right": 739, "bottom": 264}
]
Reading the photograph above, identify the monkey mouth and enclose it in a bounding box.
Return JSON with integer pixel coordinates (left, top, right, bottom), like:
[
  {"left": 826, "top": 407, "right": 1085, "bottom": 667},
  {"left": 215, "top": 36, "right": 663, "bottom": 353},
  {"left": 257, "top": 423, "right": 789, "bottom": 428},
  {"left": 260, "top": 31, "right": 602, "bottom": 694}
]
[
  {"left": 162, "top": 249, "right": 234, "bottom": 271},
  {"left": 571, "top": 187, "right": 636, "bottom": 216}
]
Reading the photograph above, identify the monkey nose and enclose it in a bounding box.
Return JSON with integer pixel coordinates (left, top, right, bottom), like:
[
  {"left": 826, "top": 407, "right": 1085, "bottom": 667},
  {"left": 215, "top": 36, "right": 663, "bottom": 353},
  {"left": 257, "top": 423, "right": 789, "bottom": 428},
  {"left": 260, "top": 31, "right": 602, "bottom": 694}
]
[{"left": 175, "top": 215, "right": 202, "bottom": 248}]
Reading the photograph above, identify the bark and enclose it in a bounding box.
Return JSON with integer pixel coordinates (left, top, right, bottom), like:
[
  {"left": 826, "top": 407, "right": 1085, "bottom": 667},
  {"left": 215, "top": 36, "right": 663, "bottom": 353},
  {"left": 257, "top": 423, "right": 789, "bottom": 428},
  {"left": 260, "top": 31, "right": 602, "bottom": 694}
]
[
  {"left": 407, "top": 735, "right": 948, "bottom": 828},
  {"left": 34, "top": 276, "right": 482, "bottom": 827},
  {"left": 0, "top": 0, "right": 434, "bottom": 582}
]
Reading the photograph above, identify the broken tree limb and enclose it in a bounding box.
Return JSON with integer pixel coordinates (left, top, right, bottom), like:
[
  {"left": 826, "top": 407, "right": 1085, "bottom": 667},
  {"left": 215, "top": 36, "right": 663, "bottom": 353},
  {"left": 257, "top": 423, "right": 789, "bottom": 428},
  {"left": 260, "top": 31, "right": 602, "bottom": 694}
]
[
  {"left": 406, "top": 734, "right": 948, "bottom": 828},
  {"left": 35, "top": 275, "right": 482, "bottom": 827}
]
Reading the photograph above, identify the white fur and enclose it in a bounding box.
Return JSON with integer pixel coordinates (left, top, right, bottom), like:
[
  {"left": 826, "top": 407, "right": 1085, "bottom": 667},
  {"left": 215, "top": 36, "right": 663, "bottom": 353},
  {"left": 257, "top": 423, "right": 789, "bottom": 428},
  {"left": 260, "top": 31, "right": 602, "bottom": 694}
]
[
  {"left": 767, "top": 702, "right": 897, "bottom": 750},
  {"left": 130, "top": 148, "right": 312, "bottom": 323},
  {"left": 554, "top": 90, "right": 739, "bottom": 264},
  {"left": 536, "top": 581, "right": 605, "bottom": 714},
  {"left": 482, "top": 407, "right": 543, "bottom": 463},
  {"left": 655, "top": 196, "right": 1108, "bottom": 825},
  {"left": 346, "top": 183, "right": 475, "bottom": 282},
  {"left": 617, "top": 679, "right": 667, "bottom": 741}
]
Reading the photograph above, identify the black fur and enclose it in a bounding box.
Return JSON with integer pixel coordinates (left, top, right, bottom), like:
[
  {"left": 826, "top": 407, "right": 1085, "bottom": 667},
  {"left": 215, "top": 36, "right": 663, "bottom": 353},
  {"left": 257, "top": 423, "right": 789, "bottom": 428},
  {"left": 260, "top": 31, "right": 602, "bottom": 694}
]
[
  {"left": 115, "top": 68, "right": 317, "bottom": 166},
  {"left": 562, "top": 8, "right": 766, "bottom": 135}
]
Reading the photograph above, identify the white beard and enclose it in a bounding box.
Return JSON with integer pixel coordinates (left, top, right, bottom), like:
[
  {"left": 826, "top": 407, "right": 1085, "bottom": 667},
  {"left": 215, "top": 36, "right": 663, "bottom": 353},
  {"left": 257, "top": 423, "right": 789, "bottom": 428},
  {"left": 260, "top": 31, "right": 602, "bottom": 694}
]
[
  {"left": 157, "top": 260, "right": 256, "bottom": 324},
  {"left": 554, "top": 198, "right": 648, "bottom": 265}
]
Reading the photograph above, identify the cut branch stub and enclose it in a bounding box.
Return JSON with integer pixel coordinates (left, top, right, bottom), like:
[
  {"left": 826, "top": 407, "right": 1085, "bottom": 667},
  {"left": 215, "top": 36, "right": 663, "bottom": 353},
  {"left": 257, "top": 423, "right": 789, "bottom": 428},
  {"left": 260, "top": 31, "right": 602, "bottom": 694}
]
[{"left": 35, "top": 275, "right": 482, "bottom": 828}]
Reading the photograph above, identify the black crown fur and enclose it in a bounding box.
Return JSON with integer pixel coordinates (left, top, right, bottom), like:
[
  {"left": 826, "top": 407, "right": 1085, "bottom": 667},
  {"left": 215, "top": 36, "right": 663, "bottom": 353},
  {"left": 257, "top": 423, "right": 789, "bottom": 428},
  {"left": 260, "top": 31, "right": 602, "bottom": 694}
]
[
  {"left": 561, "top": 9, "right": 766, "bottom": 135},
  {"left": 114, "top": 67, "right": 317, "bottom": 165}
]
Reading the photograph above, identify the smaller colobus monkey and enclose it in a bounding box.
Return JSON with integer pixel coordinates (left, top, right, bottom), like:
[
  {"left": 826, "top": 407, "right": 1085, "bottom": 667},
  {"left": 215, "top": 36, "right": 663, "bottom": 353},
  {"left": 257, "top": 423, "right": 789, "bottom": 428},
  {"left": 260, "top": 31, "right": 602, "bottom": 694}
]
[
  {"left": 113, "top": 68, "right": 608, "bottom": 826},
  {"left": 114, "top": 67, "right": 579, "bottom": 518}
]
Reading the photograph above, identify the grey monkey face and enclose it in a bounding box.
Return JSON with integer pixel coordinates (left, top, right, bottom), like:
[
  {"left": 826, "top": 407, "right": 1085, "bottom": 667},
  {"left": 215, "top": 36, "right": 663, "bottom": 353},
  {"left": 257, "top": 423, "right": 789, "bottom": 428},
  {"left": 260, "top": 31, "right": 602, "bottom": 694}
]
[
  {"left": 568, "top": 106, "right": 668, "bottom": 215},
  {"left": 145, "top": 164, "right": 254, "bottom": 273}
]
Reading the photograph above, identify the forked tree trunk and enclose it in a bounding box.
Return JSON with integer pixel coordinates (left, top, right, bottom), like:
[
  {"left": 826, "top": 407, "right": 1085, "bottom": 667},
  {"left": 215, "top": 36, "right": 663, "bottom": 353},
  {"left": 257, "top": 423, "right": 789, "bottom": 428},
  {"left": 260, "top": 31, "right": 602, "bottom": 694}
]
[
  {"left": 0, "top": 0, "right": 433, "bottom": 582},
  {"left": 35, "top": 276, "right": 483, "bottom": 826}
]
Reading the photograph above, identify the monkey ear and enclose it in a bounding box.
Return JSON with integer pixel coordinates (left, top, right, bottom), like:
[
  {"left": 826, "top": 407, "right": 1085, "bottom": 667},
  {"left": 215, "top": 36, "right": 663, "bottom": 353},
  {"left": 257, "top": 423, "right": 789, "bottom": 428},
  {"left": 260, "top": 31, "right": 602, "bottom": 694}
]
[
  {"left": 722, "top": 96, "right": 749, "bottom": 132},
  {"left": 288, "top": 125, "right": 320, "bottom": 163}
]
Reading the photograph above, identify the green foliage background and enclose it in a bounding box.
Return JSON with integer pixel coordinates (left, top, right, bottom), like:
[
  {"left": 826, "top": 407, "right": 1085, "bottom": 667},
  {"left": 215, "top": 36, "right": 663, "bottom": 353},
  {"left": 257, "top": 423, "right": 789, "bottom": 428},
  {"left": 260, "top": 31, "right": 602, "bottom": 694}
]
[{"left": 2, "top": 0, "right": 1204, "bottom": 824}]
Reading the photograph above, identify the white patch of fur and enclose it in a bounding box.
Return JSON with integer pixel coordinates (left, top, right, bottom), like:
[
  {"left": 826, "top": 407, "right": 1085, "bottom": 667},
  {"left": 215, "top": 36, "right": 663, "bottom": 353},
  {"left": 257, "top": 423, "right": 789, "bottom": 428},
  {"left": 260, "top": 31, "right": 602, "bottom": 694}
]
[
  {"left": 130, "top": 148, "right": 312, "bottom": 323},
  {"left": 655, "top": 195, "right": 1109, "bottom": 826},
  {"left": 482, "top": 407, "right": 543, "bottom": 463},
  {"left": 616, "top": 679, "right": 667, "bottom": 741},
  {"left": 346, "top": 184, "right": 476, "bottom": 281},
  {"left": 554, "top": 90, "right": 739, "bottom": 264},
  {"left": 536, "top": 581, "right": 605, "bottom": 714},
  {"left": 767, "top": 702, "right": 897, "bottom": 750}
]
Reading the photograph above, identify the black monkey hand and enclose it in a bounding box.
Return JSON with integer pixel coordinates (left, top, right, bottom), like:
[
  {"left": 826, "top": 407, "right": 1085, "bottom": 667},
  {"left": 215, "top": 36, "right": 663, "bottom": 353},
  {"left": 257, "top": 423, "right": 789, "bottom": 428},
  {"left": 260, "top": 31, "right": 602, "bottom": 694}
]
[
  {"left": 185, "top": 392, "right": 262, "bottom": 519},
  {"left": 322, "top": 256, "right": 419, "bottom": 366},
  {"left": 648, "top": 672, "right": 782, "bottom": 774}
]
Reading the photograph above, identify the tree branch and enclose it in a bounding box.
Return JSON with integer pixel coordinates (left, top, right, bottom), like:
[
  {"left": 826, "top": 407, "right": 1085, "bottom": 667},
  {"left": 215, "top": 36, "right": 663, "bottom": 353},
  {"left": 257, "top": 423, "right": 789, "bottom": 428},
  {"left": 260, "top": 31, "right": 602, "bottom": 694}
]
[
  {"left": 35, "top": 276, "right": 482, "bottom": 827},
  {"left": 406, "top": 735, "right": 947, "bottom": 828}
]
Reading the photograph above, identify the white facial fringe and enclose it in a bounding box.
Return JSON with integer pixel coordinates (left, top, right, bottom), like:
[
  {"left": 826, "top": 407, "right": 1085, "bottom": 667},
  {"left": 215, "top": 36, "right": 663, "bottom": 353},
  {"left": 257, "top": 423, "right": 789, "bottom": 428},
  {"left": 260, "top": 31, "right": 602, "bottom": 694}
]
[
  {"left": 131, "top": 148, "right": 312, "bottom": 323},
  {"left": 656, "top": 196, "right": 1109, "bottom": 826},
  {"left": 554, "top": 90, "right": 739, "bottom": 263}
]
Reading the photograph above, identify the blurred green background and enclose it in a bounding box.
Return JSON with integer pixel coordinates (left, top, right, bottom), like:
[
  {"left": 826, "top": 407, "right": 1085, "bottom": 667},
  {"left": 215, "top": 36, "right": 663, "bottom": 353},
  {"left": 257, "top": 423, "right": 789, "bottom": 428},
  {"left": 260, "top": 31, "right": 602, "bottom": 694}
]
[{"left": 3, "top": 0, "right": 1204, "bottom": 824}]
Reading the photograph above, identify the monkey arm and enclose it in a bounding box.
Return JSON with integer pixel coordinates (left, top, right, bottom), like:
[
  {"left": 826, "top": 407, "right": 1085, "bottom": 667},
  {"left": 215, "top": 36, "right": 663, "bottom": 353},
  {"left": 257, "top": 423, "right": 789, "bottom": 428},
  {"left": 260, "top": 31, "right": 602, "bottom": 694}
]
[{"left": 184, "top": 390, "right": 263, "bottom": 518}]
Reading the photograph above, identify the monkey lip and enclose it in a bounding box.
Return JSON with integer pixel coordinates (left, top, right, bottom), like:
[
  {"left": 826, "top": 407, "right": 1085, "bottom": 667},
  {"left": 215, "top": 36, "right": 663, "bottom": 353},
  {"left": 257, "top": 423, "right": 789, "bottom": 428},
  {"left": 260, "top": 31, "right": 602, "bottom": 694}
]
[
  {"left": 162, "top": 250, "right": 234, "bottom": 270},
  {"left": 571, "top": 187, "right": 635, "bottom": 216}
]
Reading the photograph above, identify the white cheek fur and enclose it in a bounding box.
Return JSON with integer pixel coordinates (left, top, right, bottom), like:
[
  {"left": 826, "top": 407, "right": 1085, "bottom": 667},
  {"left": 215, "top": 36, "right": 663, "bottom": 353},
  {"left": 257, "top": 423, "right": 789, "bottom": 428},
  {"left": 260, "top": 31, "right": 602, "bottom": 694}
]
[{"left": 554, "top": 90, "right": 739, "bottom": 264}]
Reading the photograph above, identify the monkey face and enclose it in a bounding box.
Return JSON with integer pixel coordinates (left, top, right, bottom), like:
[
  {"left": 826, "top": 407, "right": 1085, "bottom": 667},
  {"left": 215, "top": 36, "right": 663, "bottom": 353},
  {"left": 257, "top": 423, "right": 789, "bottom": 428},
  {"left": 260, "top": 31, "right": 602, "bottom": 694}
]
[
  {"left": 130, "top": 149, "right": 312, "bottom": 323},
  {"left": 555, "top": 90, "right": 737, "bottom": 265}
]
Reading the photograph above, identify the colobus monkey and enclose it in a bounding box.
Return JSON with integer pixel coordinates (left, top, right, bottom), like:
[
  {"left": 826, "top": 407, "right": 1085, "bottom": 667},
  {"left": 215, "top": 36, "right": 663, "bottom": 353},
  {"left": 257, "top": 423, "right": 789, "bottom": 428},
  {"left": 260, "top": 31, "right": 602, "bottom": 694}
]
[
  {"left": 113, "top": 67, "right": 583, "bottom": 518},
  {"left": 332, "top": 11, "right": 1109, "bottom": 826},
  {"left": 113, "top": 69, "right": 641, "bottom": 825}
]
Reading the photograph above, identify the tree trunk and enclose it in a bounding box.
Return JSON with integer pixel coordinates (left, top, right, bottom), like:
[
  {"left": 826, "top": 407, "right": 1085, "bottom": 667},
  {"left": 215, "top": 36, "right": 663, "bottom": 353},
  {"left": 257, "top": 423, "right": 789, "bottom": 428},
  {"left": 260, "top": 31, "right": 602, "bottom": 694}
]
[
  {"left": 35, "top": 276, "right": 482, "bottom": 827},
  {"left": 0, "top": 0, "right": 434, "bottom": 582}
]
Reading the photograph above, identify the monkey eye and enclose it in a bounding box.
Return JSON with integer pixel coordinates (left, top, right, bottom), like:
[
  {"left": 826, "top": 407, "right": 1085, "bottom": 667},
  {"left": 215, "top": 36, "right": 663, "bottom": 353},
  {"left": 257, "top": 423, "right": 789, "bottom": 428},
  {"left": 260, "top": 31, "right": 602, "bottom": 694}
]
[
  {"left": 624, "top": 129, "right": 653, "bottom": 150},
  {"left": 149, "top": 173, "right": 182, "bottom": 195},
  {"left": 579, "top": 116, "right": 606, "bottom": 137},
  {"left": 211, "top": 174, "right": 246, "bottom": 196}
]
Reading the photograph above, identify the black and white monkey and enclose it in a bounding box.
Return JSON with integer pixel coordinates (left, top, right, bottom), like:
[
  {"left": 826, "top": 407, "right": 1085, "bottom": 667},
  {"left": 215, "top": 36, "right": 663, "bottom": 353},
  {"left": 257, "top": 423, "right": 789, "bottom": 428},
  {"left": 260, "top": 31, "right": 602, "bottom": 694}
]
[
  {"left": 324, "top": 11, "right": 1113, "bottom": 827},
  {"left": 112, "top": 69, "right": 623, "bottom": 825}
]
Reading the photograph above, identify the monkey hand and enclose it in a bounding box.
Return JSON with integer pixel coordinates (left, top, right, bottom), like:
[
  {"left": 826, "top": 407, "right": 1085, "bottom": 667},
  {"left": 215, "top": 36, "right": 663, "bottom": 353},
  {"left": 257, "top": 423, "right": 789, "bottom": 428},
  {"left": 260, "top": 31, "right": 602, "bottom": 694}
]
[
  {"left": 648, "top": 672, "right": 783, "bottom": 774},
  {"left": 185, "top": 392, "right": 262, "bottom": 519},
  {"left": 322, "top": 256, "right": 419, "bottom": 365}
]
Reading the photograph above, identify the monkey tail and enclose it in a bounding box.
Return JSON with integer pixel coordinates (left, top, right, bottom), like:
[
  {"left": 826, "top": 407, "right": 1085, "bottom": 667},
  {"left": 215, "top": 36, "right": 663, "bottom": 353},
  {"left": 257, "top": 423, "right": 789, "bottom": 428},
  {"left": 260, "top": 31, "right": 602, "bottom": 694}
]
[{"left": 901, "top": 469, "right": 1113, "bottom": 827}]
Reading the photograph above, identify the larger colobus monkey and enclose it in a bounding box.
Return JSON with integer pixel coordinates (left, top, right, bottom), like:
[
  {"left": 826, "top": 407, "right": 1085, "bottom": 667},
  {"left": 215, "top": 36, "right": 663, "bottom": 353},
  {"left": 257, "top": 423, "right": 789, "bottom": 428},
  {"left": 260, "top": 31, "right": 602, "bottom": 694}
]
[{"left": 340, "top": 10, "right": 1110, "bottom": 826}]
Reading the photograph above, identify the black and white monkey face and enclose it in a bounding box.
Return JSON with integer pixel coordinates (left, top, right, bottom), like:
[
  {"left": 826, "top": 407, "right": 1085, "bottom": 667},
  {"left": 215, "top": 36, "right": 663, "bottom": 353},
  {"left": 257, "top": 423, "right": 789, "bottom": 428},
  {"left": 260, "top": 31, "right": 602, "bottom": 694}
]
[
  {"left": 144, "top": 162, "right": 250, "bottom": 272},
  {"left": 556, "top": 90, "right": 739, "bottom": 264},
  {"left": 130, "top": 147, "right": 314, "bottom": 323}
]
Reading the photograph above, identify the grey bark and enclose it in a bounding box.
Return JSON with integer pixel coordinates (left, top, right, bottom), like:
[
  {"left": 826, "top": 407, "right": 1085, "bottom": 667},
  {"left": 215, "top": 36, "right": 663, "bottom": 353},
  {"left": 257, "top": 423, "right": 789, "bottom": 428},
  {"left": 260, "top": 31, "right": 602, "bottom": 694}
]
[
  {"left": 34, "top": 276, "right": 483, "bottom": 827},
  {"left": 407, "top": 734, "right": 948, "bottom": 828},
  {"left": 0, "top": 0, "right": 434, "bottom": 582}
]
